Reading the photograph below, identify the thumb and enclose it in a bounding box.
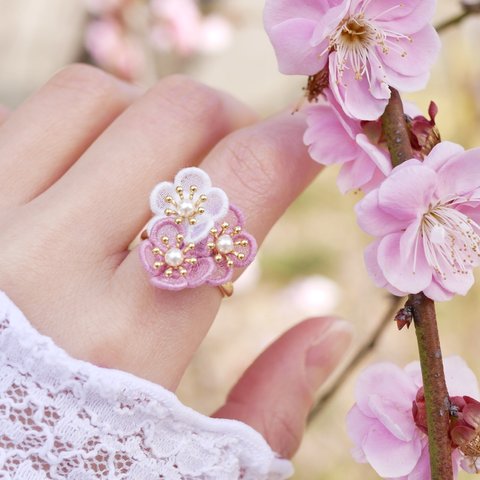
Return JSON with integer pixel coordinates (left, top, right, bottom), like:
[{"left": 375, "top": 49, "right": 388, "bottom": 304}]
[{"left": 213, "top": 317, "right": 353, "bottom": 458}]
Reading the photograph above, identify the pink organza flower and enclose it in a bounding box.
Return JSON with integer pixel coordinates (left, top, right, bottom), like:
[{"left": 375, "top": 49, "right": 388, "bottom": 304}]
[
  {"left": 304, "top": 89, "right": 391, "bottom": 193},
  {"left": 139, "top": 218, "right": 214, "bottom": 291},
  {"left": 356, "top": 141, "right": 480, "bottom": 301},
  {"left": 264, "top": 0, "right": 441, "bottom": 120},
  {"left": 347, "top": 356, "right": 480, "bottom": 479},
  {"left": 198, "top": 206, "right": 257, "bottom": 286}
]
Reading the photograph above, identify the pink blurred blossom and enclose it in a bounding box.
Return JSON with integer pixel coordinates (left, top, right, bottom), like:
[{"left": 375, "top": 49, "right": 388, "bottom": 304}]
[
  {"left": 150, "top": 0, "right": 231, "bottom": 56},
  {"left": 264, "top": 0, "right": 441, "bottom": 120},
  {"left": 356, "top": 141, "right": 480, "bottom": 301},
  {"left": 85, "top": 18, "right": 145, "bottom": 80},
  {"left": 304, "top": 89, "right": 391, "bottom": 193},
  {"left": 347, "top": 356, "right": 479, "bottom": 479},
  {"left": 84, "top": 0, "right": 130, "bottom": 15}
]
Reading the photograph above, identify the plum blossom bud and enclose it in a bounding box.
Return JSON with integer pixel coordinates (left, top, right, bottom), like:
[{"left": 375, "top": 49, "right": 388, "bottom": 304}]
[
  {"left": 407, "top": 101, "right": 441, "bottom": 158},
  {"left": 450, "top": 395, "right": 480, "bottom": 472},
  {"left": 395, "top": 305, "right": 414, "bottom": 331}
]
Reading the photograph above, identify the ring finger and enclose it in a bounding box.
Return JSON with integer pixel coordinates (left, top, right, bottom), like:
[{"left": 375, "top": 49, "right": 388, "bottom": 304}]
[{"left": 114, "top": 112, "right": 322, "bottom": 388}]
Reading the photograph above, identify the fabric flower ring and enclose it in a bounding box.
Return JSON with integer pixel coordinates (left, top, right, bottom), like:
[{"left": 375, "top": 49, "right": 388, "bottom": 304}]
[{"left": 140, "top": 168, "right": 257, "bottom": 294}]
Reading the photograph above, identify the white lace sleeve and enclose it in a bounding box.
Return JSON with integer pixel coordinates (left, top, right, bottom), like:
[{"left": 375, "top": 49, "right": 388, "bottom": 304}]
[{"left": 0, "top": 291, "right": 293, "bottom": 479}]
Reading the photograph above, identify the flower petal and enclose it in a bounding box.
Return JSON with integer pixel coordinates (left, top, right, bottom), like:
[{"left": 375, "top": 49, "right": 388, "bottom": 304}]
[
  {"left": 406, "top": 444, "right": 431, "bottom": 480},
  {"left": 204, "top": 187, "right": 229, "bottom": 219},
  {"left": 443, "top": 356, "right": 480, "bottom": 399},
  {"left": 405, "top": 356, "right": 480, "bottom": 400},
  {"left": 337, "top": 155, "right": 376, "bottom": 193},
  {"left": 382, "top": 64, "right": 430, "bottom": 93},
  {"left": 267, "top": 19, "right": 328, "bottom": 75},
  {"left": 356, "top": 134, "right": 391, "bottom": 176},
  {"left": 231, "top": 232, "right": 257, "bottom": 267},
  {"left": 380, "top": 25, "right": 441, "bottom": 78},
  {"left": 263, "top": 0, "right": 332, "bottom": 29},
  {"left": 437, "top": 147, "right": 480, "bottom": 198},
  {"left": 423, "top": 141, "right": 464, "bottom": 171},
  {"left": 355, "top": 363, "right": 417, "bottom": 418},
  {"left": 304, "top": 104, "right": 360, "bottom": 165},
  {"left": 423, "top": 279, "right": 455, "bottom": 302},
  {"left": 139, "top": 240, "right": 159, "bottom": 275},
  {"left": 434, "top": 257, "right": 475, "bottom": 298},
  {"left": 175, "top": 166, "right": 211, "bottom": 193},
  {"left": 363, "top": 423, "right": 423, "bottom": 477},
  {"left": 224, "top": 204, "right": 245, "bottom": 229},
  {"left": 377, "top": 232, "right": 432, "bottom": 293},
  {"left": 368, "top": 394, "right": 416, "bottom": 441},
  {"left": 187, "top": 257, "right": 215, "bottom": 287},
  {"left": 356, "top": 190, "right": 408, "bottom": 237},
  {"left": 330, "top": 57, "right": 389, "bottom": 120},
  {"left": 311, "top": 0, "right": 350, "bottom": 46},
  {"left": 150, "top": 182, "right": 176, "bottom": 215},
  {"left": 206, "top": 261, "right": 233, "bottom": 286},
  {"left": 378, "top": 164, "right": 436, "bottom": 220},
  {"left": 151, "top": 274, "right": 188, "bottom": 291},
  {"left": 346, "top": 405, "right": 374, "bottom": 454},
  {"left": 370, "top": 0, "right": 436, "bottom": 34}
]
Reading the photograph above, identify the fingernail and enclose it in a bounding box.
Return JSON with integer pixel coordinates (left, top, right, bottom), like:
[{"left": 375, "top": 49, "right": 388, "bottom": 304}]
[{"left": 305, "top": 319, "right": 353, "bottom": 392}]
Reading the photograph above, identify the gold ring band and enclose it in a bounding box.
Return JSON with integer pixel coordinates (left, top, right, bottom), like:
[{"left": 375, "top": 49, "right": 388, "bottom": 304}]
[{"left": 218, "top": 282, "right": 234, "bottom": 298}]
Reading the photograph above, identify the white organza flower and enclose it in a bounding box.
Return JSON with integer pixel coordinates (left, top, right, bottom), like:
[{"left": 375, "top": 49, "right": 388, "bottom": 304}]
[{"left": 149, "top": 167, "right": 229, "bottom": 242}]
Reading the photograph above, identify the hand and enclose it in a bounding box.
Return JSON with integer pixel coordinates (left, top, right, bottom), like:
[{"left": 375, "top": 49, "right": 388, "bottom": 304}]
[{"left": 0, "top": 65, "right": 352, "bottom": 458}]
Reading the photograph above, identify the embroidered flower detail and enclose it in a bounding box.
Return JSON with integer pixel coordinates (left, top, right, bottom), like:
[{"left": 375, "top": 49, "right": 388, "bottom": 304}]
[
  {"left": 356, "top": 141, "right": 480, "bottom": 301},
  {"left": 139, "top": 218, "right": 214, "bottom": 291},
  {"left": 198, "top": 206, "right": 257, "bottom": 286},
  {"left": 149, "top": 167, "right": 229, "bottom": 243},
  {"left": 347, "top": 356, "right": 480, "bottom": 479},
  {"left": 264, "top": 0, "right": 441, "bottom": 120},
  {"left": 304, "top": 89, "right": 391, "bottom": 193}
]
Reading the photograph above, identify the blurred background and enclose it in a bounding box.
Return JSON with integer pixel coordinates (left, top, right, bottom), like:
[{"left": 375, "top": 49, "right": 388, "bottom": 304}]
[{"left": 1, "top": 0, "right": 480, "bottom": 478}]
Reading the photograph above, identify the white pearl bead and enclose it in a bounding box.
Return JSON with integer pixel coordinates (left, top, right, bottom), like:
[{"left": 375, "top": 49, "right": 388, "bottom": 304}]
[
  {"left": 165, "top": 248, "right": 184, "bottom": 267},
  {"left": 216, "top": 234, "right": 234, "bottom": 254},
  {"left": 178, "top": 200, "right": 196, "bottom": 218}
]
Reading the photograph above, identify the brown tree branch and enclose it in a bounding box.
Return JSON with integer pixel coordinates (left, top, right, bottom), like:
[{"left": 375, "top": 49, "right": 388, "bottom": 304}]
[
  {"left": 408, "top": 293, "right": 453, "bottom": 479},
  {"left": 381, "top": 89, "right": 453, "bottom": 480}
]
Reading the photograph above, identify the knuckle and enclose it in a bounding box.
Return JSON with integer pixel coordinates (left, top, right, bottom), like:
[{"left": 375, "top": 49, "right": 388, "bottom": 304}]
[
  {"left": 152, "top": 74, "right": 225, "bottom": 126},
  {"left": 224, "top": 131, "right": 282, "bottom": 204},
  {"left": 262, "top": 409, "right": 303, "bottom": 458},
  {"left": 49, "top": 63, "right": 121, "bottom": 99}
]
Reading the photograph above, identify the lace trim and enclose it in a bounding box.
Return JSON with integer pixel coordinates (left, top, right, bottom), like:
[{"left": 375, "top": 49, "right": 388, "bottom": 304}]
[{"left": 0, "top": 291, "right": 293, "bottom": 479}]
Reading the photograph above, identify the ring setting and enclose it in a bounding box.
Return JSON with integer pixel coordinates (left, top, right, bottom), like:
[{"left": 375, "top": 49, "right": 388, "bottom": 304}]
[{"left": 140, "top": 167, "right": 257, "bottom": 295}]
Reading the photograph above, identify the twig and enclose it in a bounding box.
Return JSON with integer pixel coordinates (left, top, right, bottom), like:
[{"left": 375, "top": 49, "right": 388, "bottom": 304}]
[
  {"left": 436, "top": 2, "right": 480, "bottom": 33},
  {"left": 382, "top": 89, "right": 453, "bottom": 480},
  {"left": 307, "top": 295, "right": 403, "bottom": 423}
]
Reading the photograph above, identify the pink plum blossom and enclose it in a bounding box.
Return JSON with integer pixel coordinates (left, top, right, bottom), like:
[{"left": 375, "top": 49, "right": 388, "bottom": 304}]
[
  {"left": 264, "top": 0, "right": 441, "bottom": 120},
  {"left": 150, "top": 0, "right": 232, "bottom": 56},
  {"left": 347, "top": 356, "right": 480, "bottom": 479},
  {"left": 356, "top": 141, "right": 480, "bottom": 301},
  {"left": 304, "top": 89, "right": 391, "bottom": 193},
  {"left": 85, "top": 18, "right": 145, "bottom": 80}
]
